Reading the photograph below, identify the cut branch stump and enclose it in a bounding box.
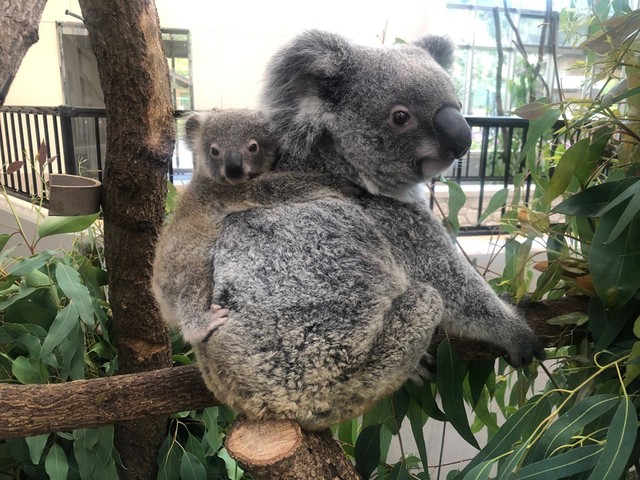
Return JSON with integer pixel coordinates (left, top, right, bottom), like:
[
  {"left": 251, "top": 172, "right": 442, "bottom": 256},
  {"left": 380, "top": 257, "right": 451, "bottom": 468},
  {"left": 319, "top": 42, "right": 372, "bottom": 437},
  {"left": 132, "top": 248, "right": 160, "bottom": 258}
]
[{"left": 225, "top": 417, "right": 361, "bottom": 480}]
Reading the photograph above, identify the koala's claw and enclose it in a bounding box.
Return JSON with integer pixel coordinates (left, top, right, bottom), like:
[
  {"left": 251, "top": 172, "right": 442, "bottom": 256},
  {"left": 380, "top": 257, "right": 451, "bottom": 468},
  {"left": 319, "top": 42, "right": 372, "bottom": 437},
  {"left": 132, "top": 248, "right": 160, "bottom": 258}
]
[
  {"left": 202, "top": 304, "right": 229, "bottom": 342},
  {"left": 504, "top": 335, "right": 546, "bottom": 368}
]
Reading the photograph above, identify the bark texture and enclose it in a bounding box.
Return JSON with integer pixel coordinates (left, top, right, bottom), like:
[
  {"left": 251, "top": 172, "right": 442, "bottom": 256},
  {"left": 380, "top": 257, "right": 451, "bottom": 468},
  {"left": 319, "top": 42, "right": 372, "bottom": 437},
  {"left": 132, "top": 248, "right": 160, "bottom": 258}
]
[
  {"left": 76, "top": 1, "right": 175, "bottom": 478},
  {"left": 225, "top": 418, "right": 361, "bottom": 480},
  {"left": 0, "top": 0, "right": 48, "bottom": 106},
  {"left": 0, "top": 366, "right": 217, "bottom": 440}
]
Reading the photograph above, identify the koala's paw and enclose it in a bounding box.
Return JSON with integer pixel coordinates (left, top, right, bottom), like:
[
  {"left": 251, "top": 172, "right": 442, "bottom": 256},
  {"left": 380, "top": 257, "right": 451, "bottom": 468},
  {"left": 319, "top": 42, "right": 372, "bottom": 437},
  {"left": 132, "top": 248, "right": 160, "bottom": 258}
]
[
  {"left": 202, "top": 304, "right": 229, "bottom": 342},
  {"left": 503, "top": 327, "right": 546, "bottom": 368},
  {"left": 408, "top": 353, "right": 437, "bottom": 384}
]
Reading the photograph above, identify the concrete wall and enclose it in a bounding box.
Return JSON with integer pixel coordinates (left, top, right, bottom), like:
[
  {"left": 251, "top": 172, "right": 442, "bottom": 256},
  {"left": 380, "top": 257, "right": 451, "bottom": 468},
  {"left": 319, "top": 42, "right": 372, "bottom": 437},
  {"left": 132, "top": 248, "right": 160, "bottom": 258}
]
[{"left": 5, "top": 0, "right": 447, "bottom": 109}]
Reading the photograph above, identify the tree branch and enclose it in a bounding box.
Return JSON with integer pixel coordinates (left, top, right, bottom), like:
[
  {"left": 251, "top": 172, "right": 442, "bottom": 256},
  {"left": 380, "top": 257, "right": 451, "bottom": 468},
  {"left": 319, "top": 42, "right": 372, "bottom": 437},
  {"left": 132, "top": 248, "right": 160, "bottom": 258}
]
[{"left": 0, "top": 296, "right": 589, "bottom": 441}]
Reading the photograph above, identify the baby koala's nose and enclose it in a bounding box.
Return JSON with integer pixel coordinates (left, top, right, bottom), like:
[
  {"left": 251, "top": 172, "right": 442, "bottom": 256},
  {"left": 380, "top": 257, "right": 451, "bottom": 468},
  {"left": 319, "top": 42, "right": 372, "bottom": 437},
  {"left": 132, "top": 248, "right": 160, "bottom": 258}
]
[
  {"left": 224, "top": 150, "right": 244, "bottom": 178},
  {"left": 433, "top": 106, "right": 472, "bottom": 159}
]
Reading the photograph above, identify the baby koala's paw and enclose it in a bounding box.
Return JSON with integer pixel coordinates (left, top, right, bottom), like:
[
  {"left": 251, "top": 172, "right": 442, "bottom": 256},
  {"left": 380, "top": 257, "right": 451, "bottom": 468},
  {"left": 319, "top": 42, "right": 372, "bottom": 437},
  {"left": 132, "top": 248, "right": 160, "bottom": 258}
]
[{"left": 201, "top": 304, "right": 229, "bottom": 342}]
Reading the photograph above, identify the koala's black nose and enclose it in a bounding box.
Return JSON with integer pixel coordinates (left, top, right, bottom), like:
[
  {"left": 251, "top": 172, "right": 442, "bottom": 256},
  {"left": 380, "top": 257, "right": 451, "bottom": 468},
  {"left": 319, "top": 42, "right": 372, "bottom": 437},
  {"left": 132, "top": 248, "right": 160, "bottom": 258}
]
[
  {"left": 224, "top": 150, "right": 244, "bottom": 178},
  {"left": 433, "top": 106, "right": 472, "bottom": 159}
]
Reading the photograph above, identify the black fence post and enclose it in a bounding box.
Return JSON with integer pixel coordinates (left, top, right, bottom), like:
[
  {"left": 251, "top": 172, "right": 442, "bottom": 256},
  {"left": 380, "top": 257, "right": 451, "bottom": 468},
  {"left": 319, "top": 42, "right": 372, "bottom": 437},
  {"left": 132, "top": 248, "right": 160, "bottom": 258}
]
[{"left": 57, "top": 105, "right": 77, "bottom": 175}]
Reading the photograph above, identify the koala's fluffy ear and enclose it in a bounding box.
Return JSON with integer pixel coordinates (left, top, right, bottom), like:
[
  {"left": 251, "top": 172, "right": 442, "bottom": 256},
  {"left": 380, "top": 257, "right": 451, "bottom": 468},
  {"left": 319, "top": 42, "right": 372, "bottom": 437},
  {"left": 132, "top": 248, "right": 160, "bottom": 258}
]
[
  {"left": 184, "top": 112, "right": 203, "bottom": 152},
  {"left": 413, "top": 35, "right": 455, "bottom": 70},
  {"left": 264, "top": 30, "right": 353, "bottom": 106}
]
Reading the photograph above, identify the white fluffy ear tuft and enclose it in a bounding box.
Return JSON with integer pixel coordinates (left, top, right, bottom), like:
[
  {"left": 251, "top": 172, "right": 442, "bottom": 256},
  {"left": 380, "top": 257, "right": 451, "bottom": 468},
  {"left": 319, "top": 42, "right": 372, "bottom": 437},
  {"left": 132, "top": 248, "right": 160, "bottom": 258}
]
[
  {"left": 413, "top": 35, "right": 455, "bottom": 70},
  {"left": 184, "top": 111, "right": 206, "bottom": 152}
]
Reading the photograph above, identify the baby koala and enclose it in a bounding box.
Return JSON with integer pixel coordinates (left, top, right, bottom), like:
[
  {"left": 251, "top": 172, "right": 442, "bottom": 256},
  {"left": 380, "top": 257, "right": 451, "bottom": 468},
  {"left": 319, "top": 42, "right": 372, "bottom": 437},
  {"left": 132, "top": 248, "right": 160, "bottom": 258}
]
[{"left": 152, "top": 108, "right": 359, "bottom": 344}]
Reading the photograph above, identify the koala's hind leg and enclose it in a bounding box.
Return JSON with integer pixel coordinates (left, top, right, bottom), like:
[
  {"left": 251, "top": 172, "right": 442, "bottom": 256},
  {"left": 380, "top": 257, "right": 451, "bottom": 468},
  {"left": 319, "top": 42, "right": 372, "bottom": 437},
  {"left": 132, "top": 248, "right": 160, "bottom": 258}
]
[{"left": 359, "top": 283, "right": 444, "bottom": 395}]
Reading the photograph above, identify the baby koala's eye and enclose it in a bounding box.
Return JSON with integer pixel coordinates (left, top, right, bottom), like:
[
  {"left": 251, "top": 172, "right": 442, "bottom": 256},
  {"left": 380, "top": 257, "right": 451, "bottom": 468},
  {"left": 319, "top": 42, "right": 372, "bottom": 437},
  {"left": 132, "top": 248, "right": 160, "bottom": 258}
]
[
  {"left": 247, "top": 141, "right": 259, "bottom": 153},
  {"left": 388, "top": 106, "right": 415, "bottom": 130},
  {"left": 210, "top": 144, "right": 220, "bottom": 157}
]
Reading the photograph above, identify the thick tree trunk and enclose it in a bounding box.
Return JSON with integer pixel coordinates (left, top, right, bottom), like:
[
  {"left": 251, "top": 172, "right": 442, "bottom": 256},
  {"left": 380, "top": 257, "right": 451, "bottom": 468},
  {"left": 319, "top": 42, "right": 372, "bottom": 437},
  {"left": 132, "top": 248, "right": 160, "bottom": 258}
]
[
  {"left": 0, "top": 0, "right": 48, "bottom": 106},
  {"left": 76, "top": 1, "right": 175, "bottom": 478}
]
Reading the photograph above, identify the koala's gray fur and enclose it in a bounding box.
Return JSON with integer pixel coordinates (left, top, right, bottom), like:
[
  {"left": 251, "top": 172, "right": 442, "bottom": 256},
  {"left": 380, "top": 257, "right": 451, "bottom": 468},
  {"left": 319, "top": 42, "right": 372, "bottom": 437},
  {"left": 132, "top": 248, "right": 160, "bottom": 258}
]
[
  {"left": 152, "top": 108, "right": 359, "bottom": 344},
  {"left": 196, "top": 31, "right": 545, "bottom": 430}
]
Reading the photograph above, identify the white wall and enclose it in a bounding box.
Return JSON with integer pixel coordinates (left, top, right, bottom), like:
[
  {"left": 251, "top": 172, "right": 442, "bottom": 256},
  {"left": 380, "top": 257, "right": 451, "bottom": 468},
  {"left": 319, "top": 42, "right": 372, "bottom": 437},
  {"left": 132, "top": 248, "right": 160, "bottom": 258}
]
[{"left": 5, "top": 0, "right": 446, "bottom": 109}]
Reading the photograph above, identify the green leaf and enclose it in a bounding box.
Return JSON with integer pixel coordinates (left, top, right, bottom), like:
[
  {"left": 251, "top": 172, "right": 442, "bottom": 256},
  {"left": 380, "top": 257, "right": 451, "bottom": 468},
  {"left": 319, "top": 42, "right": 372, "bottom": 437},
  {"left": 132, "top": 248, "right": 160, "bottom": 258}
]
[
  {"left": 38, "top": 213, "right": 99, "bottom": 239},
  {"left": 405, "top": 382, "right": 446, "bottom": 421},
  {"left": 461, "top": 458, "right": 496, "bottom": 480},
  {"left": 468, "top": 360, "right": 495, "bottom": 407},
  {"left": 589, "top": 205, "right": 640, "bottom": 309},
  {"left": 477, "top": 188, "right": 509, "bottom": 225},
  {"left": 355, "top": 424, "right": 382, "bottom": 479},
  {"left": 179, "top": 450, "right": 206, "bottom": 480},
  {"left": 55, "top": 263, "right": 94, "bottom": 326},
  {"left": 44, "top": 443, "right": 69, "bottom": 480},
  {"left": 552, "top": 178, "right": 640, "bottom": 217},
  {"left": 634, "top": 316, "right": 640, "bottom": 338},
  {"left": 497, "top": 441, "right": 528, "bottom": 480},
  {"left": 387, "top": 387, "right": 410, "bottom": 434},
  {"left": 40, "top": 304, "right": 78, "bottom": 358},
  {"left": 532, "top": 394, "right": 618, "bottom": 462},
  {"left": 515, "top": 445, "right": 603, "bottom": 480},
  {"left": 603, "top": 185, "right": 640, "bottom": 244},
  {"left": 519, "top": 108, "right": 561, "bottom": 165},
  {"left": 513, "top": 102, "right": 553, "bottom": 120},
  {"left": 25, "top": 433, "right": 49, "bottom": 465},
  {"left": 157, "top": 435, "right": 181, "bottom": 480},
  {"left": 408, "top": 400, "right": 429, "bottom": 474},
  {"left": 11, "top": 356, "right": 48, "bottom": 384},
  {"left": 437, "top": 339, "right": 479, "bottom": 449},
  {"left": 388, "top": 462, "right": 412, "bottom": 480},
  {"left": 587, "top": 396, "right": 637, "bottom": 480},
  {"left": 7, "top": 251, "right": 54, "bottom": 276},
  {"left": 0, "top": 233, "right": 11, "bottom": 253},
  {"left": 0, "top": 286, "right": 37, "bottom": 311},
  {"left": 184, "top": 433, "right": 206, "bottom": 466},
  {"left": 444, "top": 179, "right": 466, "bottom": 234},
  {"left": 458, "top": 397, "right": 548, "bottom": 477},
  {"left": 542, "top": 139, "right": 589, "bottom": 205}
]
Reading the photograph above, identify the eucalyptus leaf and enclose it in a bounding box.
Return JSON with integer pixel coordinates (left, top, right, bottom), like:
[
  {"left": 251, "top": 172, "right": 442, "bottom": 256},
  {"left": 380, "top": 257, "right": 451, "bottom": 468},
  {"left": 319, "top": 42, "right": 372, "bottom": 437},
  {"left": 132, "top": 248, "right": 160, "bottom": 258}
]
[
  {"left": 552, "top": 178, "right": 640, "bottom": 217},
  {"left": 587, "top": 396, "right": 637, "bottom": 479},
  {"left": 461, "top": 458, "right": 496, "bottom": 480},
  {"left": 387, "top": 462, "right": 412, "bottom": 480},
  {"left": 38, "top": 213, "right": 100, "bottom": 239},
  {"left": 184, "top": 433, "right": 207, "bottom": 466},
  {"left": 497, "top": 441, "right": 528, "bottom": 480},
  {"left": 437, "top": 339, "right": 479, "bottom": 449},
  {"left": 477, "top": 188, "right": 509, "bottom": 225},
  {"left": 7, "top": 251, "right": 53, "bottom": 276},
  {"left": 179, "top": 451, "right": 206, "bottom": 480},
  {"left": 458, "top": 397, "right": 547, "bottom": 477},
  {"left": 444, "top": 179, "right": 466, "bottom": 234},
  {"left": 11, "top": 356, "right": 48, "bottom": 384},
  {"left": 542, "top": 138, "right": 589, "bottom": 206},
  {"left": 25, "top": 434, "right": 49, "bottom": 465},
  {"left": 55, "top": 263, "right": 94, "bottom": 326},
  {"left": 515, "top": 445, "right": 602, "bottom": 480},
  {"left": 0, "top": 233, "right": 11, "bottom": 253},
  {"left": 408, "top": 400, "right": 429, "bottom": 474},
  {"left": 44, "top": 443, "right": 69, "bottom": 480},
  {"left": 354, "top": 424, "right": 382, "bottom": 479},
  {"left": 589, "top": 205, "right": 640, "bottom": 309},
  {"left": 157, "top": 436, "right": 181, "bottom": 480},
  {"left": 40, "top": 304, "right": 78, "bottom": 359}
]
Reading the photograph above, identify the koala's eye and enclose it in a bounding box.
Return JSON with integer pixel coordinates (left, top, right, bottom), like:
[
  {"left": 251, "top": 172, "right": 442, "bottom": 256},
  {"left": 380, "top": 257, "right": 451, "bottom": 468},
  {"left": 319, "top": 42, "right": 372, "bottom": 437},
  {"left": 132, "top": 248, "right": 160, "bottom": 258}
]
[
  {"left": 388, "top": 106, "right": 415, "bottom": 130},
  {"left": 247, "top": 141, "right": 259, "bottom": 153},
  {"left": 210, "top": 144, "right": 220, "bottom": 157},
  {"left": 392, "top": 111, "right": 410, "bottom": 126}
]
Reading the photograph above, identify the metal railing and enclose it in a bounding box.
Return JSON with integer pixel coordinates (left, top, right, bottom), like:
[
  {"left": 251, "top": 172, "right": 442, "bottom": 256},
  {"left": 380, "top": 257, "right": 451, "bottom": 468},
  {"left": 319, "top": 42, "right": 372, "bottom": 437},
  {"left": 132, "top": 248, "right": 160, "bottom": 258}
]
[{"left": 0, "top": 106, "right": 550, "bottom": 234}]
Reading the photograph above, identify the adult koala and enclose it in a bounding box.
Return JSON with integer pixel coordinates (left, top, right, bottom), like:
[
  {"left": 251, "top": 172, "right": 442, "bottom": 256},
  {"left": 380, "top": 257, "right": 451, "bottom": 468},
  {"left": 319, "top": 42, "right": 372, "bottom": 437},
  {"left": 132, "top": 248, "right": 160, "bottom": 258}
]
[{"left": 195, "top": 30, "right": 545, "bottom": 430}]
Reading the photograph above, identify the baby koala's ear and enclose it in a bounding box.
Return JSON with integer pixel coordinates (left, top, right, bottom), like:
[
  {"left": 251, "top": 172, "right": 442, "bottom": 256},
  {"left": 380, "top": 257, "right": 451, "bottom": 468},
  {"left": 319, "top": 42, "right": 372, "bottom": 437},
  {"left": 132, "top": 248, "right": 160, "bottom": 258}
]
[
  {"left": 183, "top": 111, "right": 207, "bottom": 152},
  {"left": 413, "top": 35, "right": 455, "bottom": 70}
]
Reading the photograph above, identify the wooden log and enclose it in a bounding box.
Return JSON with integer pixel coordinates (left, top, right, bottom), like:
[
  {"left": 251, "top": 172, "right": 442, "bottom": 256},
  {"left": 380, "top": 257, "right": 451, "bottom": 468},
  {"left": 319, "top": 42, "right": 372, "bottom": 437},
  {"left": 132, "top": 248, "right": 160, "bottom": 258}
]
[
  {"left": 225, "top": 418, "right": 361, "bottom": 480},
  {"left": 0, "top": 365, "right": 217, "bottom": 440}
]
